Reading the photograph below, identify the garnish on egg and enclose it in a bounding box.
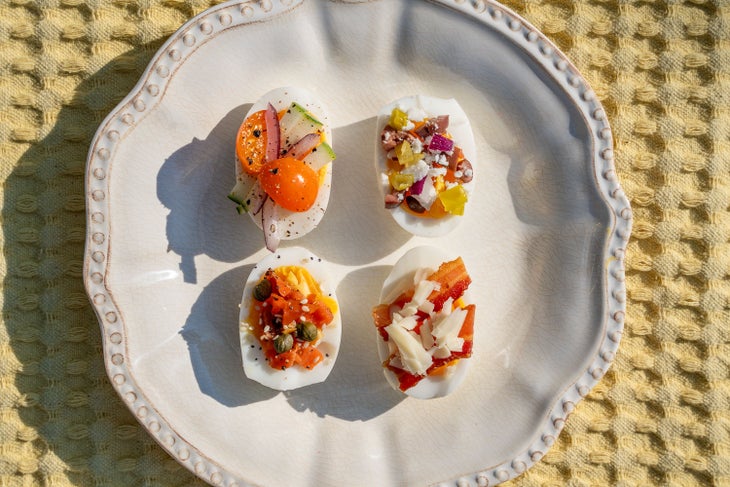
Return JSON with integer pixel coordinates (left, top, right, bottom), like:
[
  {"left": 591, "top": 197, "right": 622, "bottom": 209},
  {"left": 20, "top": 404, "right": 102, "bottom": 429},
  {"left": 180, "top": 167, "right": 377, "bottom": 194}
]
[
  {"left": 229, "top": 87, "right": 336, "bottom": 251},
  {"left": 239, "top": 247, "right": 341, "bottom": 391},
  {"left": 376, "top": 95, "right": 476, "bottom": 237},
  {"left": 372, "top": 246, "right": 476, "bottom": 399}
]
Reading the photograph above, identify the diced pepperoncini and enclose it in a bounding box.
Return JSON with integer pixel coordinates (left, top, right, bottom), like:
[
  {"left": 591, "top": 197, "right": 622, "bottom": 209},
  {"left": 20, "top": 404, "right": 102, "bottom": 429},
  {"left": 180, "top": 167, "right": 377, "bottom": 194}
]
[
  {"left": 389, "top": 172, "right": 415, "bottom": 191},
  {"left": 438, "top": 184, "right": 468, "bottom": 216},
  {"left": 394, "top": 140, "right": 423, "bottom": 167},
  {"left": 389, "top": 108, "right": 409, "bottom": 131}
]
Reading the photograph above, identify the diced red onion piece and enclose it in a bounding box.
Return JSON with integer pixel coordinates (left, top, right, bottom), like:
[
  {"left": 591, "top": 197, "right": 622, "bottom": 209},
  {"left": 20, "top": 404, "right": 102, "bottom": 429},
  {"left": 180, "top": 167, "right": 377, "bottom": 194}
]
[
  {"left": 286, "top": 133, "right": 320, "bottom": 159},
  {"left": 262, "top": 198, "right": 280, "bottom": 252},
  {"left": 429, "top": 133, "right": 453, "bottom": 152},
  {"left": 265, "top": 103, "right": 280, "bottom": 162},
  {"left": 410, "top": 176, "right": 427, "bottom": 195}
]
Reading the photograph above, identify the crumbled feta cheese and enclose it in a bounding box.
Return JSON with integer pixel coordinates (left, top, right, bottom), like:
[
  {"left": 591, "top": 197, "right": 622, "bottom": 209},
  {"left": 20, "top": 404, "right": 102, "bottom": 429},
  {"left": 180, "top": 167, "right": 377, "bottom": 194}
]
[
  {"left": 401, "top": 160, "right": 429, "bottom": 181},
  {"left": 429, "top": 166, "right": 447, "bottom": 178},
  {"left": 411, "top": 138, "right": 423, "bottom": 154},
  {"left": 403, "top": 120, "right": 415, "bottom": 131},
  {"left": 407, "top": 107, "right": 427, "bottom": 121}
]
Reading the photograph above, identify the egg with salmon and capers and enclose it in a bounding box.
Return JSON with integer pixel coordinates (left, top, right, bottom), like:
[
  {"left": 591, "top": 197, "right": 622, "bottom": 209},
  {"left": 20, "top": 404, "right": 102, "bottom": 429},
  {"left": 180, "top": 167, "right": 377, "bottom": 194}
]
[
  {"left": 239, "top": 247, "right": 341, "bottom": 391},
  {"left": 228, "top": 87, "right": 335, "bottom": 251}
]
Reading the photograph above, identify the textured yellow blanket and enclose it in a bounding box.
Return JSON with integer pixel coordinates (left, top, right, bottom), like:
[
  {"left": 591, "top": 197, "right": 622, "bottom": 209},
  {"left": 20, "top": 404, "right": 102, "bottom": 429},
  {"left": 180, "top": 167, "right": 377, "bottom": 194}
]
[{"left": 1, "top": 0, "right": 727, "bottom": 486}]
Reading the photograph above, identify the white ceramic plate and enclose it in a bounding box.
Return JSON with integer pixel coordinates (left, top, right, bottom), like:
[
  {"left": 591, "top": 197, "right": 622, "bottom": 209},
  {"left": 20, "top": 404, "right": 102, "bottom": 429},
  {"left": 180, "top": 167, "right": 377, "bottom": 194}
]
[{"left": 83, "top": 1, "right": 632, "bottom": 486}]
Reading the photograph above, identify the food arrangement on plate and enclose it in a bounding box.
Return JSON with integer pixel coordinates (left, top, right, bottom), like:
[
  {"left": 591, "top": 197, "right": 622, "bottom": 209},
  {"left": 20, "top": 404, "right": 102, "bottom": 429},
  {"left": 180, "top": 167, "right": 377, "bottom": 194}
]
[
  {"left": 239, "top": 247, "right": 341, "bottom": 391},
  {"left": 230, "top": 89, "right": 479, "bottom": 396},
  {"left": 228, "top": 87, "right": 336, "bottom": 251}
]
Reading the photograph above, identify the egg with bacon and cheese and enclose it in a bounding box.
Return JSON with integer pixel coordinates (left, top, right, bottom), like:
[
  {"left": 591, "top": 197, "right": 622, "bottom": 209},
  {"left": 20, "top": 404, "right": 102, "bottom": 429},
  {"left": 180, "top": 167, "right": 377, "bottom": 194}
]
[{"left": 372, "top": 246, "right": 476, "bottom": 399}]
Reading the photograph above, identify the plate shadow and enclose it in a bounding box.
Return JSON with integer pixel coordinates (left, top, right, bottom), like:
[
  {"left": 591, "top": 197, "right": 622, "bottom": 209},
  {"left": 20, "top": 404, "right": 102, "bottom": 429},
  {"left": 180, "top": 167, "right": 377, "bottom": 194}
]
[
  {"left": 157, "top": 104, "right": 263, "bottom": 284},
  {"left": 180, "top": 264, "right": 278, "bottom": 407},
  {"left": 284, "top": 265, "right": 405, "bottom": 421}
]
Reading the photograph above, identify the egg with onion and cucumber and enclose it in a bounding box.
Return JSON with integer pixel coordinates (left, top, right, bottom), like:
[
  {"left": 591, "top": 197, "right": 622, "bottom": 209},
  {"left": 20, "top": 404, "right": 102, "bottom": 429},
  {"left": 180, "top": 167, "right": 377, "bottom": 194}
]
[
  {"left": 228, "top": 87, "right": 336, "bottom": 252},
  {"left": 377, "top": 95, "right": 476, "bottom": 237}
]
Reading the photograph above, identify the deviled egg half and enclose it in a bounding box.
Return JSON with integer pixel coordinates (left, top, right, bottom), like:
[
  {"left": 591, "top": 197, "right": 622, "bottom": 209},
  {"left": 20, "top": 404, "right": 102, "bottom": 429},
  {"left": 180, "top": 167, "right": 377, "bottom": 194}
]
[
  {"left": 372, "top": 246, "right": 476, "bottom": 399},
  {"left": 376, "top": 95, "right": 476, "bottom": 237},
  {"left": 228, "top": 87, "right": 336, "bottom": 251},
  {"left": 240, "top": 247, "right": 341, "bottom": 391}
]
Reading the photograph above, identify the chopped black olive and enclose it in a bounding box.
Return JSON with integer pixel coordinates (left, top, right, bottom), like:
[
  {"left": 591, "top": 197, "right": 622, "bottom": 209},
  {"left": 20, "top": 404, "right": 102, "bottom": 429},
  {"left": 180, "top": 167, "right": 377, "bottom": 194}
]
[{"left": 406, "top": 196, "right": 427, "bottom": 213}]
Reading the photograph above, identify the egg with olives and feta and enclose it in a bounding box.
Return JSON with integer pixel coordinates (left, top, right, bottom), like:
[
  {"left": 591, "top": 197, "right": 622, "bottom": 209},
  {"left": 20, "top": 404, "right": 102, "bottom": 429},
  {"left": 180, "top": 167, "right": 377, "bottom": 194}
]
[
  {"left": 240, "top": 247, "right": 341, "bottom": 391},
  {"left": 228, "top": 87, "right": 336, "bottom": 251},
  {"left": 372, "top": 246, "right": 476, "bottom": 399},
  {"left": 376, "top": 95, "right": 476, "bottom": 237}
]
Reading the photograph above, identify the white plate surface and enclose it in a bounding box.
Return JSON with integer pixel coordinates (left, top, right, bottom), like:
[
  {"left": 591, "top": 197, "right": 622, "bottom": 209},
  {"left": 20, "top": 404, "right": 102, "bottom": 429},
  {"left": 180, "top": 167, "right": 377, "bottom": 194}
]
[{"left": 84, "top": 1, "right": 632, "bottom": 486}]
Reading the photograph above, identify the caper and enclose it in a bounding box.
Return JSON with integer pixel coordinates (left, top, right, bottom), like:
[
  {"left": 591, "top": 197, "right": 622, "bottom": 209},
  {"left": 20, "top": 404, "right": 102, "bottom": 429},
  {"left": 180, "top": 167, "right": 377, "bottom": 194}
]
[
  {"left": 253, "top": 279, "right": 272, "bottom": 301},
  {"left": 297, "top": 322, "right": 318, "bottom": 342},
  {"left": 273, "top": 333, "right": 293, "bottom": 354}
]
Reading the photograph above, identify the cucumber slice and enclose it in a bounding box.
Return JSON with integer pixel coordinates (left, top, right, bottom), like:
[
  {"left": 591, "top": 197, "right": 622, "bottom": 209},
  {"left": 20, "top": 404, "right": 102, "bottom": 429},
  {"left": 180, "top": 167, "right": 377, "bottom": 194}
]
[
  {"left": 228, "top": 178, "right": 254, "bottom": 213},
  {"left": 279, "top": 102, "right": 324, "bottom": 149},
  {"left": 302, "top": 142, "right": 336, "bottom": 171}
]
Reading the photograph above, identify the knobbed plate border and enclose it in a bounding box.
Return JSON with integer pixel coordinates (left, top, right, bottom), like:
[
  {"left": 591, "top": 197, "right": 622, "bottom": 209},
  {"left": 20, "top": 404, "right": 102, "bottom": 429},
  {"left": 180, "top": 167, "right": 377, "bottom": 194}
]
[{"left": 83, "top": 1, "right": 632, "bottom": 486}]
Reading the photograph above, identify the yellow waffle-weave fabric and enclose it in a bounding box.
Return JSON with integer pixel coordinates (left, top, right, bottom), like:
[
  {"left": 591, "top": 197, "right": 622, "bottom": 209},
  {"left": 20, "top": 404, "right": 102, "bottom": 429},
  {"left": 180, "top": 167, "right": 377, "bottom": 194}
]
[{"left": 0, "top": 0, "right": 728, "bottom": 486}]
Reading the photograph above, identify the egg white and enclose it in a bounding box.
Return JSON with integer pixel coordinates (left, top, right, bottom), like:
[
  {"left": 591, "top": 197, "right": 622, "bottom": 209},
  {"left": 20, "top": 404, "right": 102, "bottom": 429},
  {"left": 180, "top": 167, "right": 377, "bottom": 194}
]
[
  {"left": 235, "top": 86, "right": 334, "bottom": 241},
  {"left": 376, "top": 245, "right": 474, "bottom": 399},
  {"left": 375, "top": 95, "right": 476, "bottom": 237},
  {"left": 239, "top": 247, "right": 341, "bottom": 391}
]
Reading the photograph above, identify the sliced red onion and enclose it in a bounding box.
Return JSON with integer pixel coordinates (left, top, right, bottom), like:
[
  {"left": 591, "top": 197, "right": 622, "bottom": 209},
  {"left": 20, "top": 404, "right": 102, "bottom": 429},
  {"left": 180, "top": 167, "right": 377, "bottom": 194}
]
[
  {"left": 247, "top": 180, "right": 267, "bottom": 216},
  {"left": 285, "top": 133, "right": 320, "bottom": 159},
  {"left": 410, "top": 176, "right": 427, "bottom": 195},
  {"left": 262, "top": 198, "right": 280, "bottom": 252},
  {"left": 265, "top": 103, "right": 280, "bottom": 162},
  {"left": 428, "top": 133, "right": 453, "bottom": 153}
]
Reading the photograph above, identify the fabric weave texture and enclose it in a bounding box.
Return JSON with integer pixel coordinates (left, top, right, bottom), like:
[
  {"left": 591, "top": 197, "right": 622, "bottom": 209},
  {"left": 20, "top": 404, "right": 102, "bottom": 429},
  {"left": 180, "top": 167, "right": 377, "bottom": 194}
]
[{"left": 1, "top": 0, "right": 729, "bottom": 486}]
